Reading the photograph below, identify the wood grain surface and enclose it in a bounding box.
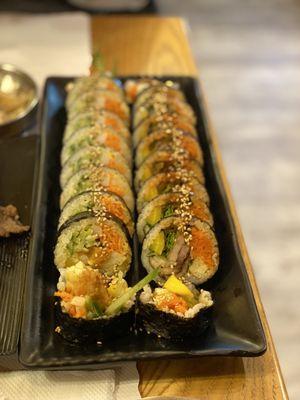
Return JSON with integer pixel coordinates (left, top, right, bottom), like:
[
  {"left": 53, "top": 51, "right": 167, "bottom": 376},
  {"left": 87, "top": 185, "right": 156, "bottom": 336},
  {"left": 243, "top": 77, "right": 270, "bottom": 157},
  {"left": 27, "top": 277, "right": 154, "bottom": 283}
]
[
  {"left": 91, "top": 16, "right": 288, "bottom": 399},
  {"left": 91, "top": 16, "right": 197, "bottom": 76}
]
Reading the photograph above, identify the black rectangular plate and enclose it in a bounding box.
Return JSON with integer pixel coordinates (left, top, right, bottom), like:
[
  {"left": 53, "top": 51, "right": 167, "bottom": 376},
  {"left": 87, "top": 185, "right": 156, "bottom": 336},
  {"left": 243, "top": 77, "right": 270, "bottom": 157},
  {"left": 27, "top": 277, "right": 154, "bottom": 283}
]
[{"left": 20, "top": 76, "right": 266, "bottom": 369}]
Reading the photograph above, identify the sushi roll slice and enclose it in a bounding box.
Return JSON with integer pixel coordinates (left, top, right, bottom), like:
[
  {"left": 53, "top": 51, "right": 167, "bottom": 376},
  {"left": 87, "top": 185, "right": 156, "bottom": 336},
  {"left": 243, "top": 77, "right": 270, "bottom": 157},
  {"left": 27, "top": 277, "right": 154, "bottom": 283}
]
[
  {"left": 141, "top": 216, "right": 219, "bottom": 285},
  {"left": 135, "top": 130, "right": 203, "bottom": 168},
  {"left": 138, "top": 275, "right": 213, "bottom": 340},
  {"left": 58, "top": 190, "right": 134, "bottom": 237},
  {"left": 63, "top": 110, "right": 130, "bottom": 144},
  {"left": 124, "top": 78, "right": 161, "bottom": 103},
  {"left": 134, "top": 84, "right": 185, "bottom": 110},
  {"left": 137, "top": 192, "right": 213, "bottom": 242},
  {"left": 133, "top": 96, "right": 196, "bottom": 128},
  {"left": 60, "top": 146, "right": 132, "bottom": 187},
  {"left": 135, "top": 150, "right": 205, "bottom": 191},
  {"left": 55, "top": 264, "right": 158, "bottom": 343},
  {"left": 61, "top": 126, "right": 132, "bottom": 167},
  {"left": 66, "top": 75, "right": 123, "bottom": 109},
  {"left": 133, "top": 113, "right": 197, "bottom": 147},
  {"left": 137, "top": 171, "right": 209, "bottom": 212},
  {"left": 60, "top": 167, "right": 134, "bottom": 212},
  {"left": 54, "top": 214, "right": 131, "bottom": 274},
  {"left": 67, "top": 89, "right": 130, "bottom": 125}
]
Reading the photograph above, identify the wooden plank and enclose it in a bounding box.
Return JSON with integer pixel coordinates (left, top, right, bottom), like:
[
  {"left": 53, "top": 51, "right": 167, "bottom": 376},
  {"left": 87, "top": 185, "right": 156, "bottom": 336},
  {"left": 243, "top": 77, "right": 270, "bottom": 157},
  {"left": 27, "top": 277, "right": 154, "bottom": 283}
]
[
  {"left": 92, "top": 16, "right": 288, "bottom": 399},
  {"left": 91, "top": 16, "right": 197, "bottom": 76}
]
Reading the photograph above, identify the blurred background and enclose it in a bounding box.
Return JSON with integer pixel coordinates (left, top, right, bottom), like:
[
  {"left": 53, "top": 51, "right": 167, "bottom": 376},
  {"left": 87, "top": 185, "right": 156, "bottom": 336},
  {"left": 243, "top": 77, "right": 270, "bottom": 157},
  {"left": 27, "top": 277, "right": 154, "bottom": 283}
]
[{"left": 0, "top": 0, "right": 299, "bottom": 398}]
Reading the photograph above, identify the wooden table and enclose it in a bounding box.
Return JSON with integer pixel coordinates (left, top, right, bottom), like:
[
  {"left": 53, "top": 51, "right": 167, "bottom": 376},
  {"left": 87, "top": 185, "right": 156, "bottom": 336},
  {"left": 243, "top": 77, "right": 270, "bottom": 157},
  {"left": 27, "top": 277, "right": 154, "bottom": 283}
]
[{"left": 91, "top": 16, "right": 288, "bottom": 399}]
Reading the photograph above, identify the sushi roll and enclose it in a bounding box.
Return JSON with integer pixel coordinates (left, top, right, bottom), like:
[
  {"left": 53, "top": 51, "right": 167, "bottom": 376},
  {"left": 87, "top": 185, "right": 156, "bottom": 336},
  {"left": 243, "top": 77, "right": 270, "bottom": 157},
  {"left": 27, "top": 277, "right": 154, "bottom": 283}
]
[
  {"left": 137, "top": 192, "right": 213, "bottom": 242},
  {"left": 63, "top": 110, "right": 130, "bottom": 144},
  {"left": 133, "top": 113, "right": 197, "bottom": 147},
  {"left": 60, "top": 167, "right": 134, "bottom": 212},
  {"left": 55, "top": 265, "right": 134, "bottom": 343},
  {"left": 60, "top": 146, "right": 132, "bottom": 187},
  {"left": 136, "top": 171, "right": 209, "bottom": 212},
  {"left": 141, "top": 216, "right": 219, "bottom": 285},
  {"left": 66, "top": 75, "right": 124, "bottom": 108},
  {"left": 55, "top": 264, "right": 158, "bottom": 343},
  {"left": 124, "top": 78, "right": 161, "bottom": 103},
  {"left": 133, "top": 82, "right": 185, "bottom": 110},
  {"left": 138, "top": 275, "right": 213, "bottom": 340},
  {"left": 135, "top": 130, "right": 203, "bottom": 168},
  {"left": 58, "top": 190, "right": 134, "bottom": 237},
  {"left": 54, "top": 214, "right": 131, "bottom": 274},
  {"left": 133, "top": 96, "right": 196, "bottom": 128},
  {"left": 67, "top": 89, "right": 130, "bottom": 125},
  {"left": 61, "top": 126, "right": 132, "bottom": 167},
  {"left": 134, "top": 150, "right": 205, "bottom": 191}
]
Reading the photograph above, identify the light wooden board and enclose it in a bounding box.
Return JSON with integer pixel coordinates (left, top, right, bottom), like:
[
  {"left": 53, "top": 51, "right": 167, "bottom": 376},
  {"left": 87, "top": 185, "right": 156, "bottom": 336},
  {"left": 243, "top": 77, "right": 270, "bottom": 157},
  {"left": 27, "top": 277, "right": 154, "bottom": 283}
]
[
  {"left": 91, "top": 16, "right": 197, "bottom": 76},
  {"left": 91, "top": 15, "right": 288, "bottom": 399}
]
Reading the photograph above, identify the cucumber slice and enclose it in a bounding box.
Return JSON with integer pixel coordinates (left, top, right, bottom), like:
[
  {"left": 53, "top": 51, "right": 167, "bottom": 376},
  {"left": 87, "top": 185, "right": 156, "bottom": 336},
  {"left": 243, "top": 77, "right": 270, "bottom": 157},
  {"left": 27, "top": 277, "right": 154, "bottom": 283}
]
[{"left": 105, "top": 269, "right": 159, "bottom": 316}]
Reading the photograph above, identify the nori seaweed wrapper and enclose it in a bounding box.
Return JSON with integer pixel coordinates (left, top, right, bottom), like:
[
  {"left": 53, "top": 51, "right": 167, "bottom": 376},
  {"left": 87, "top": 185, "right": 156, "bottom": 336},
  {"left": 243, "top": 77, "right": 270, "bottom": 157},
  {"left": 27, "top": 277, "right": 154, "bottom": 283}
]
[
  {"left": 55, "top": 298, "right": 134, "bottom": 344},
  {"left": 137, "top": 297, "right": 212, "bottom": 341}
]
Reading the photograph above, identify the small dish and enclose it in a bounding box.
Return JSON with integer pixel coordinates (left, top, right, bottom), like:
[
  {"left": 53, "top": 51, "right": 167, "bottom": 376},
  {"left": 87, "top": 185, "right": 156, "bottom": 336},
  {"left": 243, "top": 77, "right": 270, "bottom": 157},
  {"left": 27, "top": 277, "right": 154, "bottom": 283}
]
[{"left": 0, "top": 64, "right": 38, "bottom": 138}]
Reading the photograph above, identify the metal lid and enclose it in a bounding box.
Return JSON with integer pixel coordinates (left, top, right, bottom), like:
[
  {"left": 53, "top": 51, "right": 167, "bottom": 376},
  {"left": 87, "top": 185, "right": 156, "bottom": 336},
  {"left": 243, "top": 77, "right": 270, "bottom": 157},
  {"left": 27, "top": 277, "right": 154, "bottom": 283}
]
[{"left": 0, "top": 64, "right": 38, "bottom": 138}]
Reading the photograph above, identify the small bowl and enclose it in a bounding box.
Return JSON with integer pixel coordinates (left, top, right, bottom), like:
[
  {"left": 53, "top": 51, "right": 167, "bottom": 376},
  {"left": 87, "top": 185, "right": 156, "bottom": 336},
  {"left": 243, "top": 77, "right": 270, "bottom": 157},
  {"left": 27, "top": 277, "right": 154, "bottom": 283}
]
[{"left": 0, "top": 64, "right": 38, "bottom": 138}]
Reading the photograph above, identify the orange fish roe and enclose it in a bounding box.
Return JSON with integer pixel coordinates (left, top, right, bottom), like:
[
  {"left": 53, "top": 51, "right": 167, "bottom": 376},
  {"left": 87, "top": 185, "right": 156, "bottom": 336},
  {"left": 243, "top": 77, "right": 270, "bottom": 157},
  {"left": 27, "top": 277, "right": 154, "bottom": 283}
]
[{"left": 190, "top": 227, "right": 215, "bottom": 268}]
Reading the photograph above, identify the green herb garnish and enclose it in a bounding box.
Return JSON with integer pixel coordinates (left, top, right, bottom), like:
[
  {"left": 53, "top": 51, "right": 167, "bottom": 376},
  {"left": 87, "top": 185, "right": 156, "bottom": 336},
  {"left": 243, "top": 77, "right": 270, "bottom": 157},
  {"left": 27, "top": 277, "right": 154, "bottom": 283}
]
[
  {"left": 163, "top": 204, "right": 174, "bottom": 218},
  {"left": 162, "top": 230, "right": 177, "bottom": 256}
]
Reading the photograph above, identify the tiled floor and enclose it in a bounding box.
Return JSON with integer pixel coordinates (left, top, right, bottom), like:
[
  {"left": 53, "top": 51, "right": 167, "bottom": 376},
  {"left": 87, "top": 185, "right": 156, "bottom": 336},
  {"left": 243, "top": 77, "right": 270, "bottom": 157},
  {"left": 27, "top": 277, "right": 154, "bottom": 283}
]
[{"left": 157, "top": 1, "right": 300, "bottom": 398}]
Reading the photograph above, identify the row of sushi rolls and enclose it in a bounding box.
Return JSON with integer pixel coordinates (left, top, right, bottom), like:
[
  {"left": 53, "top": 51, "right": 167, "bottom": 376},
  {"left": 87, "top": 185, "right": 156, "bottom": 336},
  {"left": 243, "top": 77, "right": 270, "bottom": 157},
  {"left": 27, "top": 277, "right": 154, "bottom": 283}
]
[{"left": 53, "top": 70, "right": 219, "bottom": 342}]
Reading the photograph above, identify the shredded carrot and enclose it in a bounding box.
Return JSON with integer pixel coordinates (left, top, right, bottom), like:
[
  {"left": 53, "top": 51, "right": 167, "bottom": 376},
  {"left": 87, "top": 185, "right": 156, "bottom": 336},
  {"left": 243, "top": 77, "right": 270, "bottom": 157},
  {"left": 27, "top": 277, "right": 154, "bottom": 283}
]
[
  {"left": 107, "top": 182, "right": 124, "bottom": 198},
  {"left": 105, "top": 133, "right": 121, "bottom": 151},
  {"left": 192, "top": 203, "right": 210, "bottom": 224},
  {"left": 129, "top": 86, "right": 137, "bottom": 101},
  {"left": 54, "top": 291, "right": 72, "bottom": 302},
  {"left": 107, "top": 159, "right": 126, "bottom": 175},
  {"left": 74, "top": 307, "right": 86, "bottom": 318},
  {"left": 105, "top": 116, "right": 122, "bottom": 132},
  {"left": 190, "top": 227, "right": 215, "bottom": 268},
  {"left": 104, "top": 98, "right": 125, "bottom": 120},
  {"left": 183, "top": 137, "right": 198, "bottom": 159},
  {"left": 101, "top": 196, "right": 127, "bottom": 224},
  {"left": 68, "top": 305, "right": 76, "bottom": 317},
  {"left": 158, "top": 293, "right": 188, "bottom": 314},
  {"left": 85, "top": 222, "right": 126, "bottom": 268}
]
